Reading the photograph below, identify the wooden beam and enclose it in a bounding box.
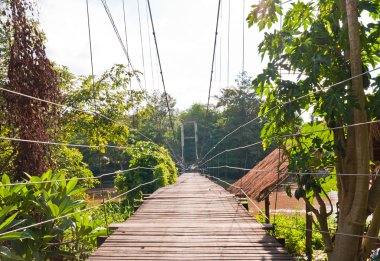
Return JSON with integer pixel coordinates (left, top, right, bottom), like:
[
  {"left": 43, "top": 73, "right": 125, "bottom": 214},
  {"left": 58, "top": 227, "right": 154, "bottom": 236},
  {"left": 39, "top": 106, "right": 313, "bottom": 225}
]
[{"left": 265, "top": 196, "right": 270, "bottom": 224}]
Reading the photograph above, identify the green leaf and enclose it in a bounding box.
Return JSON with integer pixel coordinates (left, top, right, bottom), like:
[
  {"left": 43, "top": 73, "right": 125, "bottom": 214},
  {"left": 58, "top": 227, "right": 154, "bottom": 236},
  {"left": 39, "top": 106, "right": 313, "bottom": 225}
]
[
  {"left": 1, "top": 174, "right": 10, "bottom": 185},
  {"left": 0, "top": 231, "right": 33, "bottom": 241},
  {"left": 0, "top": 212, "right": 18, "bottom": 231},
  {"left": 0, "top": 246, "right": 24, "bottom": 260},
  {"left": 65, "top": 178, "right": 78, "bottom": 194},
  {"left": 47, "top": 202, "right": 60, "bottom": 217},
  {"left": 0, "top": 206, "right": 17, "bottom": 224}
]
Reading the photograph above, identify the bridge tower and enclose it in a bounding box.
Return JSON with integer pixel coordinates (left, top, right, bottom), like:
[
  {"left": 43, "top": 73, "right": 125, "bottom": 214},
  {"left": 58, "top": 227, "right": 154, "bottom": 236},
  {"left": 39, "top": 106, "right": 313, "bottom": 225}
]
[{"left": 180, "top": 121, "right": 198, "bottom": 164}]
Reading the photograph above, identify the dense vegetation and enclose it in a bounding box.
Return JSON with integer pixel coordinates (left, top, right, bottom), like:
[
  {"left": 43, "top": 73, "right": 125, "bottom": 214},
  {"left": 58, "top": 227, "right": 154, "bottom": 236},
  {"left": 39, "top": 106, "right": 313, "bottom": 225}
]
[
  {"left": 0, "top": 0, "right": 265, "bottom": 259},
  {"left": 248, "top": 0, "right": 380, "bottom": 259},
  {"left": 1, "top": 0, "right": 380, "bottom": 260},
  {"left": 0, "top": 1, "right": 179, "bottom": 259}
]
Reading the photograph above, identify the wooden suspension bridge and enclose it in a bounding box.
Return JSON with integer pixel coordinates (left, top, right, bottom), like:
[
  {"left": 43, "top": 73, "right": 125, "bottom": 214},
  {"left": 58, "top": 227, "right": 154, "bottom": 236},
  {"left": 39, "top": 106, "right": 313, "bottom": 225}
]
[{"left": 89, "top": 173, "right": 293, "bottom": 260}]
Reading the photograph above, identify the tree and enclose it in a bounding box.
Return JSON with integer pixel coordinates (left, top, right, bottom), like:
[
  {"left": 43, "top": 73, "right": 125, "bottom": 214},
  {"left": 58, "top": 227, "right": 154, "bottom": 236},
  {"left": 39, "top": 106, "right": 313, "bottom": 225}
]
[
  {"left": 215, "top": 72, "right": 264, "bottom": 169},
  {"left": 248, "top": 0, "right": 380, "bottom": 259},
  {"left": 0, "top": 8, "right": 15, "bottom": 176},
  {"left": 139, "top": 91, "right": 180, "bottom": 161},
  {"left": 62, "top": 64, "right": 142, "bottom": 147},
  {"left": 3, "top": 0, "right": 61, "bottom": 179}
]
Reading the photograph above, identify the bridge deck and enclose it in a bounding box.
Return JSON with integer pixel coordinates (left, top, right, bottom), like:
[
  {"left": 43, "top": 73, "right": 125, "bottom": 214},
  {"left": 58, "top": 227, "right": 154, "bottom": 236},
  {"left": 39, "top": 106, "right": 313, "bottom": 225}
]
[{"left": 88, "top": 173, "right": 293, "bottom": 260}]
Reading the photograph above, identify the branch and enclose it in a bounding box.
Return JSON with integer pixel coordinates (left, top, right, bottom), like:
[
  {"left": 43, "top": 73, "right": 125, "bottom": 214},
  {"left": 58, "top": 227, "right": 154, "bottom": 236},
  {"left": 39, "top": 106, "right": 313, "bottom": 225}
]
[
  {"left": 303, "top": 196, "right": 322, "bottom": 220},
  {"left": 311, "top": 216, "right": 321, "bottom": 231},
  {"left": 321, "top": 186, "right": 334, "bottom": 216},
  {"left": 367, "top": 176, "right": 380, "bottom": 216}
]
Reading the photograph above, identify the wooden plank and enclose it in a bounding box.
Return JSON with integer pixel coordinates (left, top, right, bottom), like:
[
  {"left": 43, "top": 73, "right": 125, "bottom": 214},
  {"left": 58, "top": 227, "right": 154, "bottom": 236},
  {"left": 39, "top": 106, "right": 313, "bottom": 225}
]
[{"left": 88, "top": 173, "right": 293, "bottom": 260}]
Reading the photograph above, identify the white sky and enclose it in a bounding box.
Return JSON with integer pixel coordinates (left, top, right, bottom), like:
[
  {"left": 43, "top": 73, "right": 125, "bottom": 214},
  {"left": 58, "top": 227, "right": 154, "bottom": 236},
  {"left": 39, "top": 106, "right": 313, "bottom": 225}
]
[{"left": 38, "top": 0, "right": 267, "bottom": 110}]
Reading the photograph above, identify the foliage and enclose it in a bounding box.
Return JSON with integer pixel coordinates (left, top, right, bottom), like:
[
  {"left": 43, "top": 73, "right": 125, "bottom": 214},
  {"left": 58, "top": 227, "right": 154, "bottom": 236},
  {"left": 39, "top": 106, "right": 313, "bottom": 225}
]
[
  {"left": 61, "top": 64, "right": 143, "bottom": 150},
  {"left": 286, "top": 122, "right": 336, "bottom": 202},
  {"left": 139, "top": 90, "right": 180, "bottom": 160},
  {"left": 0, "top": 171, "right": 106, "bottom": 260},
  {"left": 179, "top": 103, "right": 217, "bottom": 164},
  {"left": 248, "top": 0, "right": 380, "bottom": 258},
  {"left": 3, "top": 0, "right": 61, "bottom": 178},
  {"left": 51, "top": 146, "right": 96, "bottom": 188},
  {"left": 257, "top": 212, "right": 325, "bottom": 256},
  {"left": 115, "top": 141, "right": 177, "bottom": 201},
  {"left": 179, "top": 72, "right": 265, "bottom": 181},
  {"left": 215, "top": 72, "right": 265, "bottom": 168}
]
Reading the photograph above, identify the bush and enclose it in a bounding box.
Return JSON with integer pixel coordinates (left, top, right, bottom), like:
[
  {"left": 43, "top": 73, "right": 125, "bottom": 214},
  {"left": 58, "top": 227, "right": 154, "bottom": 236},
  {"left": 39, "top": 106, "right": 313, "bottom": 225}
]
[
  {"left": 0, "top": 171, "right": 106, "bottom": 260},
  {"left": 257, "top": 212, "right": 324, "bottom": 256},
  {"left": 114, "top": 141, "right": 178, "bottom": 201}
]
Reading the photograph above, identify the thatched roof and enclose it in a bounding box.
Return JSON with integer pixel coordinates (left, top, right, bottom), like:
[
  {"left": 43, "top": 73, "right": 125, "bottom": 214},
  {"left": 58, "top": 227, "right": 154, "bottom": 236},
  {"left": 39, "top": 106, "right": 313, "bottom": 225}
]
[{"left": 227, "top": 148, "right": 288, "bottom": 202}]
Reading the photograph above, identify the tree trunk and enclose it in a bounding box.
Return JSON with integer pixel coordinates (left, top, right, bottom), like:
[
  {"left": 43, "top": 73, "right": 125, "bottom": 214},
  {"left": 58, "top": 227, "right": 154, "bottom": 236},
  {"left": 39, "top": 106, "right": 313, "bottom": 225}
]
[
  {"left": 306, "top": 204, "right": 313, "bottom": 260},
  {"left": 332, "top": 0, "right": 370, "bottom": 260},
  {"left": 362, "top": 200, "right": 380, "bottom": 258}
]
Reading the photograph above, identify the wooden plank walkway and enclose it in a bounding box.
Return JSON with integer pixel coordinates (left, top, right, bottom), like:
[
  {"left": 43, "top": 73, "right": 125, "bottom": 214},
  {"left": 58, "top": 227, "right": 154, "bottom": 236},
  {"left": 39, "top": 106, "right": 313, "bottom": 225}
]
[{"left": 88, "top": 173, "right": 293, "bottom": 260}]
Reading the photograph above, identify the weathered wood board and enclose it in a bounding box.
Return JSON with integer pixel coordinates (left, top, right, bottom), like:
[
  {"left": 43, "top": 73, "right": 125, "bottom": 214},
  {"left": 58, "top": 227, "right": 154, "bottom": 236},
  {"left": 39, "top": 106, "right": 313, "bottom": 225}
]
[{"left": 88, "top": 173, "right": 293, "bottom": 260}]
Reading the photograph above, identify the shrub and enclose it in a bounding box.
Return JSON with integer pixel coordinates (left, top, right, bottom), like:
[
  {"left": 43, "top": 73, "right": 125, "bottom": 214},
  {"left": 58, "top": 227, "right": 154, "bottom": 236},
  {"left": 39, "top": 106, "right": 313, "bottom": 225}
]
[
  {"left": 115, "top": 141, "right": 178, "bottom": 201},
  {"left": 0, "top": 171, "right": 106, "bottom": 260},
  {"left": 257, "top": 212, "right": 324, "bottom": 256}
]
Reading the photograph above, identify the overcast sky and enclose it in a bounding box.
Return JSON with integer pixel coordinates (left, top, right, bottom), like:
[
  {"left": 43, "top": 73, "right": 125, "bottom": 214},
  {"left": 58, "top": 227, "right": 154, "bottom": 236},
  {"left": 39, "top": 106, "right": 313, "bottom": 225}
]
[{"left": 38, "top": 0, "right": 269, "bottom": 110}]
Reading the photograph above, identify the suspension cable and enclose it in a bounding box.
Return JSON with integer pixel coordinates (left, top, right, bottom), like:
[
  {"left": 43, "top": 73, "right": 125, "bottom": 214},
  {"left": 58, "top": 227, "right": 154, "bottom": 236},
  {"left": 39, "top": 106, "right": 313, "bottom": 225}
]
[
  {"left": 205, "top": 165, "right": 378, "bottom": 177},
  {"left": 136, "top": 0, "right": 147, "bottom": 89},
  {"left": 0, "top": 167, "right": 155, "bottom": 187},
  {"left": 85, "top": 0, "right": 95, "bottom": 88},
  {"left": 197, "top": 66, "right": 380, "bottom": 165},
  {"left": 0, "top": 178, "right": 159, "bottom": 238},
  {"left": 206, "top": 0, "right": 222, "bottom": 115},
  {"left": 100, "top": 0, "right": 147, "bottom": 94},
  {"left": 145, "top": 0, "right": 155, "bottom": 91},
  {"left": 122, "top": 0, "right": 129, "bottom": 54},
  {"left": 199, "top": 119, "right": 380, "bottom": 166},
  {"left": 0, "top": 84, "right": 168, "bottom": 148},
  {"left": 199, "top": 0, "right": 222, "bottom": 159},
  {"left": 242, "top": 0, "right": 245, "bottom": 72},
  {"left": 201, "top": 172, "right": 380, "bottom": 241},
  {"left": 100, "top": 0, "right": 133, "bottom": 70},
  {"left": 227, "top": 0, "right": 230, "bottom": 87},
  {"left": 219, "top": 0, "right": 223, "bottom": 92},
  {"left": 146, "top": 0, "right": 177, "bottom": 141}
]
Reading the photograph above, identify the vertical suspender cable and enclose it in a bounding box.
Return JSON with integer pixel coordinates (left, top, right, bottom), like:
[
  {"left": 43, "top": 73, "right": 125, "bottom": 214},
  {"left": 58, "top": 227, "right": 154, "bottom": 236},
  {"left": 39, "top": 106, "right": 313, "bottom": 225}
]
[
  {"left": 206, "top": 0, "right": 222, "bottom": 115},
  {"left": 219, "top": 0, "right": 223, "bottom": 92},
  {"left": 86, "top": 0, "right": 95, "bottom": 87},
  {"left": 200, "top": 0, "right": 221, "bottom": 158},
  {"left": 146, "top": 0, "right": 177, "bottom": 140},
  {"left": 122, "top": 0, "right": 129, "bottom": 55},
  {"left": 227, "top": 0, "right": 231, "bottom": 87},
  {"left": 242, "top": 0, "right": 245, "bottom": 73},
  {"left": 85, "top": 0, "right": 109, "bottom": 236},
  {"left": 145, "top": 0, "right": 156, "bottom": 91},
  {"left": 199, "top": 0, "right": 222, "bottom": 159},
  {"left": 137, "top": 0, "right": 147, "bottom": 90},
  {"left": 122, "top": 0, "right": 137, "bottom": 125}
]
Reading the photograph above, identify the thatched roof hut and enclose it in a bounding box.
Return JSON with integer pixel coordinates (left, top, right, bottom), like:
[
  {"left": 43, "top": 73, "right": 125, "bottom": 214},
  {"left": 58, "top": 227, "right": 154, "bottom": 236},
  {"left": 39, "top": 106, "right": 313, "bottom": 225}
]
[
  {"left": 227, "top": 148, "right": 289, "bottom": 202},
  {"left": 228, "top": 123, "right": 380, "bottom": 201}
]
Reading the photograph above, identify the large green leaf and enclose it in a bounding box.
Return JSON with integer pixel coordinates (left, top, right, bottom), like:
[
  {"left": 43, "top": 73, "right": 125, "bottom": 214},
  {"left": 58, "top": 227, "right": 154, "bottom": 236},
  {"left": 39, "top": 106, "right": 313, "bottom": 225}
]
[
  {"left": 47, "top": 201, "right": 60, "bottom": 217},
  {"left": 0, "top": 212, "right": 18, "bottom": 231},
  {"left": 65, "top": 178, "right": 78, "bottom": 194}
]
